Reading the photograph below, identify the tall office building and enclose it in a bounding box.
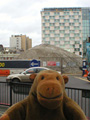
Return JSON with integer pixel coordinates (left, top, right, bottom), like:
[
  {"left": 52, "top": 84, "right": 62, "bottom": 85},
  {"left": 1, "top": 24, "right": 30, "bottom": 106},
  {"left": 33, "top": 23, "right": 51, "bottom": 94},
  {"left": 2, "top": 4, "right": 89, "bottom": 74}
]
[
  {"left": 10, "top": 35, "right": 32, "bottom": 51},
  {"left": 41, "top": 7, "right": 90, "bottom": 57}
]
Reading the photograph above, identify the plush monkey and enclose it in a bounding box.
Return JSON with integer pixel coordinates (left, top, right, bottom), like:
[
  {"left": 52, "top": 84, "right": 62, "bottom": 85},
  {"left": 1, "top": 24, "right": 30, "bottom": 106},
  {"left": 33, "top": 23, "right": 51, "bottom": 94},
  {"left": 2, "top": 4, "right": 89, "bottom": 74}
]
[{"left": 0, "top": 70, "right": 87, "bottom": 120}]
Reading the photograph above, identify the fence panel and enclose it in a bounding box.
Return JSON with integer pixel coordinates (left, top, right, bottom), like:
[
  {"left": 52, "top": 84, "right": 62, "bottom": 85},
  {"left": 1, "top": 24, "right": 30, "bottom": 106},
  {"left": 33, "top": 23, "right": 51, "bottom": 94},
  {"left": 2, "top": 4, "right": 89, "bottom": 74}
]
[
  {"left": 65, "top": 87, "right": 90, "bottom": 119},
  {"left": 11, "top": 82, "right": 32, "bottom": 105},
  {"left": 0, "top": 82, "right": 90, "bottom": 119},
  {"left": 0, "top": 82, "right": 10, "bottom": 106}
]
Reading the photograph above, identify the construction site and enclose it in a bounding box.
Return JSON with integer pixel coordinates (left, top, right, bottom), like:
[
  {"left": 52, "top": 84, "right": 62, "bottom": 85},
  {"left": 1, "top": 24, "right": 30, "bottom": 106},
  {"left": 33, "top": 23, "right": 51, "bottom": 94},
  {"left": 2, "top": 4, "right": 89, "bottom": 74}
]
[{"left": 16, "top": 44, "right": 82, "bottom": 74}]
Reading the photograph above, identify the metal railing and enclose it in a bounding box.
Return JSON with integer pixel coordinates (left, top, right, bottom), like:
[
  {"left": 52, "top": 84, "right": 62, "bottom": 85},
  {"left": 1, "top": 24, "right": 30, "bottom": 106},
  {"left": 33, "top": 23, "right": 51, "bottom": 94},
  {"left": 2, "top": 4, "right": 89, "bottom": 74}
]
[
  {"left": 65, "top": 87, "right": 90, "bottom": 119},
  {"left": 0, "top": 82, "right": 90, "bottom": 119},
  {"left": 0, "top": 82, "right": 32, "bottom": 106}
]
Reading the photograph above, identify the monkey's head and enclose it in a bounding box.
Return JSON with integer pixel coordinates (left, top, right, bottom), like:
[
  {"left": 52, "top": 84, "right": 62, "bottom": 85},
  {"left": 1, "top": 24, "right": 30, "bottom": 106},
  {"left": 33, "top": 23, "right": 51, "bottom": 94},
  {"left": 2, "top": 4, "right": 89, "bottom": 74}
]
[{"left": 30, "top": 70, "right": 68, "bottom": 109}]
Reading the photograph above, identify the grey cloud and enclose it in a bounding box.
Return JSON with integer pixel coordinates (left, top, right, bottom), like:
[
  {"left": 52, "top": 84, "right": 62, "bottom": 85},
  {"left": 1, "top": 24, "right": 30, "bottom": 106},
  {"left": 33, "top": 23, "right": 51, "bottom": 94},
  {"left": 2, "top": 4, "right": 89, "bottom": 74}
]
[
  {"left": 0, "top": 34, "right": 10, "bottom": 47},
  {"left": 74, "top": 0, "right": 90, "bottom": 7},
  {"left": 0, "top": 0, "right": 45, "bottom": 18}
]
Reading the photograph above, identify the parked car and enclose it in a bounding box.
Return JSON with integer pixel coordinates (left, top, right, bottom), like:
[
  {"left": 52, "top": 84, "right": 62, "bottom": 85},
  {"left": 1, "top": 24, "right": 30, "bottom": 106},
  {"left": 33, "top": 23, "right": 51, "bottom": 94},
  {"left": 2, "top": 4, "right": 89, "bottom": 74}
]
[{"left": 6, "top": 67, "right": 60, "bottom": 83}]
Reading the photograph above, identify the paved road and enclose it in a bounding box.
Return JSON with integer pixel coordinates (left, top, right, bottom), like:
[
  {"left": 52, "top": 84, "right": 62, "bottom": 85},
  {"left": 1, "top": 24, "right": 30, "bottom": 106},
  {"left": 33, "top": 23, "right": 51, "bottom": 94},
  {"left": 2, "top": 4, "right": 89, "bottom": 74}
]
[
  {"left": 0, "top": 75, "right": 90, "bottom": 89},
  {"left": 66, "top": 75, "right": 90, "bottom": 90}
]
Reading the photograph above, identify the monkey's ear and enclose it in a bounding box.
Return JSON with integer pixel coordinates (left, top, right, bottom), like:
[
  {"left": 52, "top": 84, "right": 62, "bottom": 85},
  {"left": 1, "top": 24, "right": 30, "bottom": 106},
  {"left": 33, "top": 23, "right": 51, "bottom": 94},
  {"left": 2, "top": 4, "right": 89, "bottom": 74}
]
[
  {"left": 62, "top": 75, "right": 69, "bottom": 84},
  {"left": 29, "top": 73, "right": 37, "bottom": 82}
]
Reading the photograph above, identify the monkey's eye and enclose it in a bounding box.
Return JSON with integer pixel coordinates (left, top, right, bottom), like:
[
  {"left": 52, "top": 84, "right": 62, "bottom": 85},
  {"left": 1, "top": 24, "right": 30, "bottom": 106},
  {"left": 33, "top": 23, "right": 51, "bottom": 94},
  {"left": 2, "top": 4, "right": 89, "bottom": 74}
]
[
  {"left": 41, "top": 76, "right": 44, "bottom": 80},
  {"left": 56, "top": 76, "right": 59, "bottom": 80}
]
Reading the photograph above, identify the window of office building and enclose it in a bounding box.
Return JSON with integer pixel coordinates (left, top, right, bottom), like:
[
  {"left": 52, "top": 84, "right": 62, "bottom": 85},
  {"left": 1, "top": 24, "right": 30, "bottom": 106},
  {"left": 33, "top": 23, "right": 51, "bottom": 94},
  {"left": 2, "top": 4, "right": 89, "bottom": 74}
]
[
  {"left": 54, "top": 12, "right": 60, "bottom": 15},
  {"left": 44, "top": 12, "right": 50, "bottom": 16}
]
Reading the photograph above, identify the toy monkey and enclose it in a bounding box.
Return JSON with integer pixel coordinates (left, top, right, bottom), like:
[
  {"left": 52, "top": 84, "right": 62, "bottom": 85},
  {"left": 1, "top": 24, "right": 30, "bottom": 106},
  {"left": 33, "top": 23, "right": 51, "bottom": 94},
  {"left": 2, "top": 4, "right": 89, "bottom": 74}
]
[{"left": 0, "top": 70, "right": 87, "bottom": 120}]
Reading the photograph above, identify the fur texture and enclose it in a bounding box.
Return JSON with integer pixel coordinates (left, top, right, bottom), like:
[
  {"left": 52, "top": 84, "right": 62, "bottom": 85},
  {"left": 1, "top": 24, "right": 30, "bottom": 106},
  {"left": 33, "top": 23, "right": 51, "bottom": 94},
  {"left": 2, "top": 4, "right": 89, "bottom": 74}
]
[{"left": 0, "top": 70, "right": 87, "bottom": 120}]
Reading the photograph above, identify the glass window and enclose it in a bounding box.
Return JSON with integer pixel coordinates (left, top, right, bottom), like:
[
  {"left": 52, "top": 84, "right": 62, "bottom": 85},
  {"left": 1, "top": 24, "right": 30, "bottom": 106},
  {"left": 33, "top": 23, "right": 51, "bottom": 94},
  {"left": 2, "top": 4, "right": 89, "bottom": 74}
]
[
  {"left": 49, "top": 16, "right": 54, "bottom": 19},
  {"left": 42, "top": 30, "right": 45, "bottom": 33},
  {"left": 44, "top": 12, "right": 50, "bottom": 15},
  {"left": 50, "top": 23, "right": 55, "bottom": 26},
  {"left": 65, "top": 34, "right": 69, "bottom": 37},
  {"left": 61, "top": 16, "right": 64, "bottom": 19},
  {"left": 45, "top": 19, "right": 50, "bottom": 22},
  {"left": 54, "top": 19, "right": 60, "bottom": 22},
  {"left": 55, "top": 41, "right": 60, "bottom": 44},
  {"left": 64, "top": 12, "right": 69, "bottom": 15},
  {"left": 55, "top": 34, "right": 60, "bottom": 37},
  {"left": 65, "top": 41, "right": 70, "bottom": 44},
  {"left": 36, "top": 68, "right": 49, "bottom": 73},
  {"left": 70, "top": 45, "right": 73, "bottom": 48},
  {"left": 54, "top": 12, "right": 60, "bottom": 15},
  {"left": 24, "top": 68, "right": 35, "bottom": 74},
  {"left": 75, "top": 41, "right": 80, "bottom": 44},
  {"left": 45, "top": 27, "right": 50, "bottom": 30},
  {"left": 45, "top": 41, "right": 50, "bottom": 44},
  {"left": 50, "top": 37, "right": 55, "bottom": 40},
  {"left": 79, "top": 44, "right": 82, "bottom": 47},
  {"left": 50, "top": 30, "right": 55, "bottom": 33},
  {"left": 54, "top": 26, "right": 60, "bottom": 30},
  {"left": 74, "top": 48, "right": 80, "bottom": 51},
  {"left": 45, "top": 34, "right": 50, "bottom": 37},
  {"left": 42, "top": 37, "right": 46, "bottom": 40},
  {"left": 79, "top": 52, "right": 82, "bottom": 55},
  {"left": 43, "top": 16, "right": 45, "bottom": 19},
  {"left": 43, "top": 23, "right": 45, "bottom": 26}
]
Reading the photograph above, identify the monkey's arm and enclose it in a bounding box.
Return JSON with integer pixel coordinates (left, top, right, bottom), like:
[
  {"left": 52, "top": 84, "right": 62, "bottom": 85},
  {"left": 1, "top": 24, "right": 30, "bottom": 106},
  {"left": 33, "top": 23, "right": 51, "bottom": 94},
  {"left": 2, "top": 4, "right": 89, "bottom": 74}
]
[{"left": 63, "top": 96, "right": 87, "bottom": 120}]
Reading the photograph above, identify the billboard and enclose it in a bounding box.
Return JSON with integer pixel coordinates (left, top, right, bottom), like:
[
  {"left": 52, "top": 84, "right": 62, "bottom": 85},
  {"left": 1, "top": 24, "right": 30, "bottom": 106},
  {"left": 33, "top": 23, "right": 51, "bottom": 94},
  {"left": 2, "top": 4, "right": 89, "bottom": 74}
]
[
  {"left": 47, "top": 61, "right": 56, "bottom": 66},
  {"left": 0, "top": 59, "right": 40, "bottom": 68},
  {"left": 47, "top": 61, "right": 60, "bottom": 66}
]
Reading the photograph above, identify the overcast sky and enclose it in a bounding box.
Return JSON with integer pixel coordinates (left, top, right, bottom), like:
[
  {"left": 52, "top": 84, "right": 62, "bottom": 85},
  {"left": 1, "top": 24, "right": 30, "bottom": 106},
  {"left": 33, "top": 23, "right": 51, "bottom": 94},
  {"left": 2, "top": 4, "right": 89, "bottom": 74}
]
[{"left": 0, "top": 0, "right": 90, "bottom": 47}]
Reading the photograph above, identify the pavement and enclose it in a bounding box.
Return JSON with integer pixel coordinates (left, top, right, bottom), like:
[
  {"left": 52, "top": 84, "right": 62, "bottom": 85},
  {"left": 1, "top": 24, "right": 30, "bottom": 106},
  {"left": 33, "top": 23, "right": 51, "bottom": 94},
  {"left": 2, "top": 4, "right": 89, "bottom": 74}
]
[{"left": 0, "top": 105, "right": 9, "bottom": 117}]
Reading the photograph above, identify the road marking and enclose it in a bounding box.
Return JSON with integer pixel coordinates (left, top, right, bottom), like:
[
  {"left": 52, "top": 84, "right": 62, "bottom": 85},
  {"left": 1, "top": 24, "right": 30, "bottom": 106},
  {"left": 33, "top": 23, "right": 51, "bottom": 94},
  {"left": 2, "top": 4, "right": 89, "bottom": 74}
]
[{"left": 74, "top": 76, "right": 90, "bottom": 82}]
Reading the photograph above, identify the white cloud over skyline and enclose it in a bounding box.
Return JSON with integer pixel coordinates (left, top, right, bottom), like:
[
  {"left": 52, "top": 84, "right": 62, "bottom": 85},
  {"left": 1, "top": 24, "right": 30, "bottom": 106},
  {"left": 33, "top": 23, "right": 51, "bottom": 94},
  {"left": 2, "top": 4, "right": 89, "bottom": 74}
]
[{"left": 0, "top": 0, "right": 90, "bottom": 47}]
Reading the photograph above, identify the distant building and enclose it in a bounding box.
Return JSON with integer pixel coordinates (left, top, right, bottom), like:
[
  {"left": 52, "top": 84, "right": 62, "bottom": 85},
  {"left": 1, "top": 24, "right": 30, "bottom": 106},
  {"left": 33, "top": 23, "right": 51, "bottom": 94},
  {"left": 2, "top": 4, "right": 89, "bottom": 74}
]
[
  {"left": 0, "top": 50, "right": 20, "bottom": 60},
  {"left": 0, "top": 46, "right": 24, "bottom": 60},
  {"left": 41, "top": 7, "right": 90, "bottom": 57},
  {"left": 10, "top": 35, "right": 32, "bottom": 51},
  {"left": 0, "top": 45, "right": 4, "bottom": 51}
]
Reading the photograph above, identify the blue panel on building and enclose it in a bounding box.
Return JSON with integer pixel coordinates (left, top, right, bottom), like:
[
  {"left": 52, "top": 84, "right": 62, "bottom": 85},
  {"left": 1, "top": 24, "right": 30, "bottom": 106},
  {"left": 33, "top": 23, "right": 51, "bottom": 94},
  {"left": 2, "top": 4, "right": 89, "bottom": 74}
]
[
  {"left": 0, "top": 60, "right": 30, "bottom": 68},
  {"left": 86, "top": 42, "right": 90, "bottom": 63}
]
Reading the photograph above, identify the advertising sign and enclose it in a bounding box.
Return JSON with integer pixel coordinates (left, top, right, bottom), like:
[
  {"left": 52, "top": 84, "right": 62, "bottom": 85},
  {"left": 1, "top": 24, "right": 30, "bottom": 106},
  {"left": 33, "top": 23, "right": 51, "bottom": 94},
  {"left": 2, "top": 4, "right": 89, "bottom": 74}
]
[
  {"left": 43, "top": 61, "right": 47, "bottom": 66},
  {"left": 0, "top": 60, "right": 30, "bottom": 68},
  {"left": 47, "top": 61, "right": 56, "bottom": 66},
  {"left": 56, "top": 62, "right": 60, "bottom": 66}
]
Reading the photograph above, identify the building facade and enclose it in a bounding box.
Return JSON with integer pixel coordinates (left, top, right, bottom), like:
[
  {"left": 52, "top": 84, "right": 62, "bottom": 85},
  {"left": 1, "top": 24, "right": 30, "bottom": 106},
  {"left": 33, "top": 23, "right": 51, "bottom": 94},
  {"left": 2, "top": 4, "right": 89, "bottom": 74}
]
[
  {"left": 0, "top": 47, "right": 21, "bottom": 60},
  {"left": 0, "top": 51, "right": 20, "bottom": 60},
  {"left": 10, "top": 35, "right": 32, "bottom": 51},
  {"left": 41, "top": 7, "right": 90, "bottom": 57}
]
